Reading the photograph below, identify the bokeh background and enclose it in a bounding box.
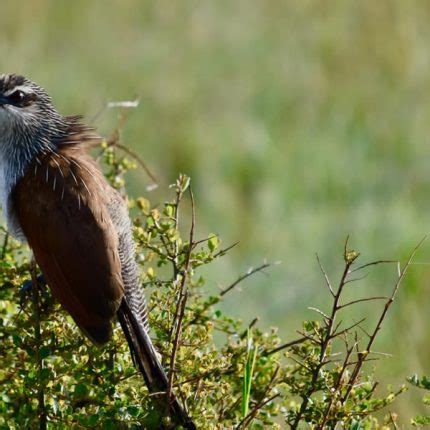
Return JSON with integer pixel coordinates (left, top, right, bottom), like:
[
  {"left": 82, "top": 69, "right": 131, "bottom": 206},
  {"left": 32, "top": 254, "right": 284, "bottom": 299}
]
[{"left": 1, "top": 0, "right": 430, "bottom": 422}]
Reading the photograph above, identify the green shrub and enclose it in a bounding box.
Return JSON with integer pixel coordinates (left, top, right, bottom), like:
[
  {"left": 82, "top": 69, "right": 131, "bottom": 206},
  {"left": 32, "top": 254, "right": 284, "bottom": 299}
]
[
  {"left": 408, "top": 374, "right": 430, "bottom": 427},
  {"left": 0, "top": 130, "right": 421, "bottom": 429}
]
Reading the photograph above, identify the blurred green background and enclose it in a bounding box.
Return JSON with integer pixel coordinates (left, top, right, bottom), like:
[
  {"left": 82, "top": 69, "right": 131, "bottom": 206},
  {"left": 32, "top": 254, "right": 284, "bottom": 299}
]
[{"left": 1, "top": 0, "right": 430, "bottom": 421}]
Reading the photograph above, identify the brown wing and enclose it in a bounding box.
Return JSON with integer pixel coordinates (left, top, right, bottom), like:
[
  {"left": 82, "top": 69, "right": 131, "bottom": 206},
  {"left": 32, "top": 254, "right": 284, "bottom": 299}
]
[{"left": 12, "top": 147, "right": 124, "bottom": 345}]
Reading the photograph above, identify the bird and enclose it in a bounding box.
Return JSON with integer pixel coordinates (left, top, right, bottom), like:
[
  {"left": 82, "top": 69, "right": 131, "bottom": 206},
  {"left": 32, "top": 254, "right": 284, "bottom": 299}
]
[{"left": 0, "top": 73, "right": 195, "bottom": 429}]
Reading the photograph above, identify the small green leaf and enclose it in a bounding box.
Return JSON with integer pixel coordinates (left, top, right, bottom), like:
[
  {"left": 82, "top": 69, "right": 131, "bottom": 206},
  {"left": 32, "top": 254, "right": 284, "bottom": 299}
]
[
  {"left": 74, "top": 383, "right": 89, "bottom": 398},
  {"left": 208, "top": 234, "right": 219, "bottom": 252},
  {"left": 39, "top": 346, "right": 51, "bottom": 359}
]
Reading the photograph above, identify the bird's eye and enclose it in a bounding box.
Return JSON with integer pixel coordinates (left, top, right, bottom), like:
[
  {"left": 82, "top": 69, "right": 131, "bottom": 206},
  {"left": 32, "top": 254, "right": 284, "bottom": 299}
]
[{"left": 8, "top": 90, "right": 26, "bottom": 105}]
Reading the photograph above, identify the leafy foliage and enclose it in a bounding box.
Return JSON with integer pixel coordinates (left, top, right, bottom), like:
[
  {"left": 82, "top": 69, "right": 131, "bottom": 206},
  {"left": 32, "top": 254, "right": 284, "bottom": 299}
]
[
  {"left": 5, "top": 2, "right": 430, "bottom": 420},
  {"left": 0, "top": 133, "right": 421, "bottom": 428},
  {"left": 408, "top": 374, "right": 430, "bottom": 427}
]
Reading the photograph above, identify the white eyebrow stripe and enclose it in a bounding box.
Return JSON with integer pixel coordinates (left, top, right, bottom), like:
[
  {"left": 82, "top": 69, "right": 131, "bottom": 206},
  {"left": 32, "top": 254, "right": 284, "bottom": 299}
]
[{"left": 3, "top": 85, "right": 33, "bottom": 96}]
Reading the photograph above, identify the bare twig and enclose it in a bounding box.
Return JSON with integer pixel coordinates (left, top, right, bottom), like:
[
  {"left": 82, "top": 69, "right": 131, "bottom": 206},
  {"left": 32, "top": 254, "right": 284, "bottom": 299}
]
[
  {"left": 356, "top": 322, "right": 372, "bottom": 338},
  {"left": 114, "top": 142, "right": 158, "bottom": 187},
  {"left": 240, "top": 317, "right": 260, "bottom": 339},
  {"left": 331, "top": 318, "right": 366, "bottom": 339},
  {"left": 167, "top": 187, "right": 196, "bottom": 404},
  {"left": 93, "top": 106, "right": 158, "bottom": 188},
  {"left": 308, "top": 306, "right": 331, "bottom": 321},
  {"left": 341, "top": 238, "right": 426, "bottom": 403},
  {"left": 337, "top": 296, "right": 387, "bottom": 310},
  {"left": 319, "top": 343, "right": 355, "bottom": 428},
  {"left": 316, "top": 253, "right": 335, "bottom": 297},
  {"left": 187, "top": 250, "right": 269, "bottom": 326},
  {"left": 167, "top": 290, "right": 188, "bottom": 399},
  {"left": 167, "top": 182, "right": 191, "bottom": 341},
  {"left": 288, "top": 355, "right": 313, "bottom": 372},
  {"left": 265, "top": 336, "right": 308, "bottom": 356},
  {"left": 290, "top": 237, "right": 355, "bottom": 429},
  {"left": 240, "top": 394, "right": 280, "bottom": 429},
  {"left": 350, "top": 260, "right": 398, "bottom": 274},
  {"left": 287, "top": 238, "right": 424, "bottom": 428},
  {"left": 220, "top": 262, "right": 272, "bottom": 297},
  {"left": 212, "top": 241, "right": 240, "bottom": 259},
  {"left": 295, "top": 329, "right": 322, "bottom": 345},
  {"left": 344, "top": 273, "right": 369, "bottom": 284}
]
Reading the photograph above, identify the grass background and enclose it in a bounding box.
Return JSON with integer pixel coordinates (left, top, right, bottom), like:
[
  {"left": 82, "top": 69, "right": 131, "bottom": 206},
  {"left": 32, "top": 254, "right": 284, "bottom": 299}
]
[{"left": 1, "top": 0, "right": 430, "bottom": 422}]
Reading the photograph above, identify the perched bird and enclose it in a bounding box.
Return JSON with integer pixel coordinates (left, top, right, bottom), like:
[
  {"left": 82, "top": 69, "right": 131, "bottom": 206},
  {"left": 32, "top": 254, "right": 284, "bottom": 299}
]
[{"left": 0, "top": 74, "right": 194, "bottom": 429}]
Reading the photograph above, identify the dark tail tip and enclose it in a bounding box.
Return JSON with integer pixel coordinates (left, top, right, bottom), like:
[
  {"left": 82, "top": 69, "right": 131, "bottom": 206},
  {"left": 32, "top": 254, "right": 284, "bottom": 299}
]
[{"left": 117, "top": 298, "right": 195, "bottom": 429}]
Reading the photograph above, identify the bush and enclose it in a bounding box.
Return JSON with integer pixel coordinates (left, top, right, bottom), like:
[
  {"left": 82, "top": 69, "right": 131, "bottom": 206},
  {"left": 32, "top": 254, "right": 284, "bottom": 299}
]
[
  {"left": 408, "top": 374, "right": 430, "bottom": 427},
  {"left": 0, "top": 130, "right": 422, "bottom": 429}
]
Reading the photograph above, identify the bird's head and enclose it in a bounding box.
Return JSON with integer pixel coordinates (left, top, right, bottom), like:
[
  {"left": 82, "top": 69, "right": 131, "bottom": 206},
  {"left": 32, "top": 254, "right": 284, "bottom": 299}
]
[{"left": 0, "top": 74, "right": 66, "bottom": 146}]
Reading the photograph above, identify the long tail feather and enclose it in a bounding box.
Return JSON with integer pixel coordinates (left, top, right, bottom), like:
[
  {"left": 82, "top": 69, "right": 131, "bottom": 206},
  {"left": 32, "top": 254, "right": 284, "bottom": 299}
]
[{"left": 117, "top": 299, "right": 195, "bottom": 429}]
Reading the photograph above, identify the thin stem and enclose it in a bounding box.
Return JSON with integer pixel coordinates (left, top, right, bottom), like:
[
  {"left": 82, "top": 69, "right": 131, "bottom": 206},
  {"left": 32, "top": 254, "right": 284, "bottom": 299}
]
[
  {"left": 237, "top": 394, "right": 280, "bottom": 429},
  {"left": 166, "top": 182, "right": 188, "bottom": 343},
  {"left": 350, "top": 260, "right": 398, "bottom": 274},
  {"left": 167, "top": 187, "right": 195, "bottom": 405},
  {"left": 330, "top": 317, "right": 366, "bottom": 339},
  {"left": 30, "top": 261, "right": 47, "bottom": 430},
  {"left": 319, "top": 344, "right": 355, "bottom": 428},
  {"left": 316, "top": 253, "right": 335, "bottom": 297},
  {"left": 337, "top": 296, "right": 387, "bottom": 310},
  {"left": 290, "top": 252, "right": 353, "bottom": 429},
  {"left": 220, "top": 263, "right": 271, "bottom": 297},
  {"left": 212, "top": 241, "right": 240, "bottom": 259},
  {"left": 341, "top": 238, "right": 425, "bottom": 404},
  {"left": 113, "top": 142, "right": 158, "bottom": 187},
  {"left": 265, "top": 336, "right": 308, "bottom": 356}
]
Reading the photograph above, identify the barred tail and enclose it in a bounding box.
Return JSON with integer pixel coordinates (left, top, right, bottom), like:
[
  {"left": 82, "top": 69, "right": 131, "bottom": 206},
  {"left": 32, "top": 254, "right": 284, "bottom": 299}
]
[{"left": 117, "top": 299, "right": 195, "bottom": 429}]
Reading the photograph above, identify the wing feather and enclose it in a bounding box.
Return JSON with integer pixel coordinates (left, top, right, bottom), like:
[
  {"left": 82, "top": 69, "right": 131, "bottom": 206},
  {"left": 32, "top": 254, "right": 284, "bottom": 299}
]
[{"left": 12, "top": 148, "right": 124, "bottom": 344}]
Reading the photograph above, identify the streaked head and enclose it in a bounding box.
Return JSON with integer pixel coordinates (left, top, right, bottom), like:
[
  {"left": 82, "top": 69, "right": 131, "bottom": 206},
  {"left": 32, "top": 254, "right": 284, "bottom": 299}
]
[
  {"left": 0, "top": 74, "right": 58, "bottom": 117},
  {"left": 0, "top": 74, "right": 66, "bottom": 149}
]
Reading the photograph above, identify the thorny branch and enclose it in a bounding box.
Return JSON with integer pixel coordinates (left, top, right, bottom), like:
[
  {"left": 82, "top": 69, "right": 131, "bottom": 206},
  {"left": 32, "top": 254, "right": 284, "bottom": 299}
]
[
  {"left": 238, "top": 394, "right": 280, "bottom": 429},
  {"left": 337, "top": 296, "right": 387, "bottom": 310},
  {"left": 220, "top": 262, "right": 273, "bottom": 297},
  {"left": 265, "top": 336, "right": 308, "bottom": 356},
  {"left": 341, "top": 237, "right": 426, "bottom": 404},
  {"left": 289, "top": 237, "right": 425, "bottom": 429},
  {"left": 290, "top": 237, "right": 358, "bottom": 429},
  {"left": 94, "top": 108, "right": 158, "bottom": 189},
  {"left": 167, "top": 181, "right": 193, "bottom": 342},
  {"left": 319, "top": 340, "right": 355, "bottom": 427},
  {"left": 167, "top": 186, "right": 196, "bottom": 408},
  {"left": 316, "top": 253, "right": 335, "bottom": 297},
  {"left": 188, "top": 258, "right": 275, "bottom": 327}
]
